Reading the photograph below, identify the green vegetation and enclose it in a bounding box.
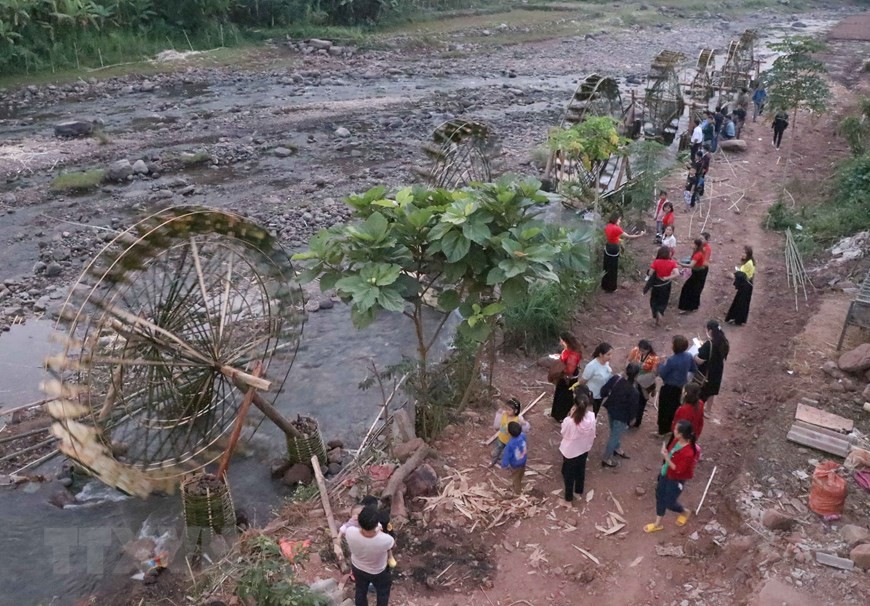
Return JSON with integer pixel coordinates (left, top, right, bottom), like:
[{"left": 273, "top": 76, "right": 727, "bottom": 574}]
[
  {"left": 49, "top": 168, "right": 106, "bottom": 192},
  {"left": 765, "top": 36, "right": 830, "bottom": 123},
  {"left": 234, "top": 535, "right": 321, "bottom": 606},
  {"left": 294, "top": 177, "right": 595, "bottom": 438},
  {"left": 178, "top": 150, "right": 212, "bottom": 167},
  {"left": 767, "top": 99, "right": 870, "bottom": 255}
]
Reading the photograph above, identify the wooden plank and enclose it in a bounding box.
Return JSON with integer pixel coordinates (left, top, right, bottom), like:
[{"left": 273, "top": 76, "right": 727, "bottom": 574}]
[
  {"left": 312, "top": 455, "right": 348, "bottom": 573},
  {"left": 795, "top": 403, "right": 853, "bottom": 433},
  {"left": 787, "top": 427, "right": 849, "bottom": 458},
  {"left": 792, "top": 420, "right": 854, "bottom": 442}
]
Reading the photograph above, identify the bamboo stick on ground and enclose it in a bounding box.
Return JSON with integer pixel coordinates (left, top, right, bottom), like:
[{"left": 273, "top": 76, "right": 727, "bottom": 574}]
[{"left": 311, "top": 454, "right": 348, "bottom": 573}]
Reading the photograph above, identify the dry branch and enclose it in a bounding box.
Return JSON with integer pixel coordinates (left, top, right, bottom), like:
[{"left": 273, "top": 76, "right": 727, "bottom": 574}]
[{"left": 312, "top": 455, "right": 348, "bottom": 573}]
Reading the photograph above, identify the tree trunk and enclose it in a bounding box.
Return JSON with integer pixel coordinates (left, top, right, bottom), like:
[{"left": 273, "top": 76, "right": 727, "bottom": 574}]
[
  {"left": 381, "top": 443, "right": 430, "bottom": 499},
  {"left": 456, "top": 339, "right": 487, "bottom": 411}
]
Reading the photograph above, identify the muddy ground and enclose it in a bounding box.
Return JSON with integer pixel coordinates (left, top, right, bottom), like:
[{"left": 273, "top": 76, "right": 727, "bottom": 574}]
[{"left": 1, "top": 3, "right": 869, "bottom": 606}]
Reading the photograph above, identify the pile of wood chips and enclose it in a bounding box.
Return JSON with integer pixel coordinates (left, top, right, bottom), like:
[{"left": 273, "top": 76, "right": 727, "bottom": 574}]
[{"left": 419, "top": 467, "right": 543, "bottom": 532}]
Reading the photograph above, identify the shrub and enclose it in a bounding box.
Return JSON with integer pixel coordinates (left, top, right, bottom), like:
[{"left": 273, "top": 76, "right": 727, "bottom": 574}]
[{"left": 50, "top": 169, "right": 106, "bottom": 192}]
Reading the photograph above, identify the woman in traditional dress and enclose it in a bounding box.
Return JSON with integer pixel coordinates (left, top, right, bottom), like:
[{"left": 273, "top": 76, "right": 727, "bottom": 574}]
[
  {"left": 678, "top": 238, "right": 709, "bottom": 313},
  {"left": 646, "top": 246, "right": 681, "bottom": 327},
  {"left": 656, "top": 335, "right": 697, "bottom": 436},
  {"left": 550, "top": 332, "right": 582, "bottom": 422},
  {"left": 694, "top": 320, "right": 729, "bottom": 417},
  {"left": 627, "top": 339, "right": 659, "bottom": 428},
  {"left": 725, "top": 246, "right": 755, "bottom": 325},
  {"left": 601, "top": 213, "right": 644, "bottom": 293}
]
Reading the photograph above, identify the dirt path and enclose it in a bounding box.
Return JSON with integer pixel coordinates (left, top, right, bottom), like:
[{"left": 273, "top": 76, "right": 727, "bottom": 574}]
[{"left": 384, "top": 29, "right": 870, "bottom": 606}]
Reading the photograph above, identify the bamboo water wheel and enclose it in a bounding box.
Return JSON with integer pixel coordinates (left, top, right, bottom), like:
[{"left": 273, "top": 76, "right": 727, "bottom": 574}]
[
  {"left": 422, "top": 119, "right": 496, "bottom": 189},
  {"left": 643, "top": 50, "right": 686, "bottom": 145},
  {"left": 716, "top": 30, "right": 759, "bottom": 95},
  {"left": 545, "top": 74, "right": 637, "bottom": 206},
  {"left": 44, "top": 206, "right": 305, "bottom": 497},
  {"left": 688, "top": 48, "right": 716, "bottom": 102}
]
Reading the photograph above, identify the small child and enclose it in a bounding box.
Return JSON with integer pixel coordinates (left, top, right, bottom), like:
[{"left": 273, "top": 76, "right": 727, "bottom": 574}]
[
  {"left": 661, "top": 225, "right": 676, "bottom": 258},
  {"left": 491, "top": 397, "right": 530, "bottom": 466},
  {"left": 500, "top": 421, "right": 528, "bottom": 495},
  {"left": 661, "top": 202, "right": 675, "bottom": 236},
  {"left": 340, "top": 496, "right": 397, "bottom": 569},
  {"left": 683, "top": 173, "right": 694, "bottom": 210},
  {"left": 654, "top": 190, "right": 668, "bottom": 241}
]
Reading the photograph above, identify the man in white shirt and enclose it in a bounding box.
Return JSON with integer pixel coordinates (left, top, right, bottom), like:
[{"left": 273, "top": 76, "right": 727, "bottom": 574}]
[
  {"left": 690, "top": 119, "right": 703, "bottom": 160},
  {"left": 344, "top": 507, "right": 395, "bottom": 606}
]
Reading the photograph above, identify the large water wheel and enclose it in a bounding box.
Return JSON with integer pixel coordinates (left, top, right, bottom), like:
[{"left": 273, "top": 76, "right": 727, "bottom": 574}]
[
  {"left": 688, "top": 48, "right": 716, "bottom": 103},
  {"left": 643, "top": 50, "right": 686, "bottom": 145},
  {"left": 716, "top": 30, "right": 759, "bottom": 95},
  {"left": 421, "top": 119, "right": 496, "bottom": 189},
  {"left": 44, "top": 206, "right": 305, "bottom": 497},
  {"left": 545, "top": 74, "right": 636, "bottom": 205}
]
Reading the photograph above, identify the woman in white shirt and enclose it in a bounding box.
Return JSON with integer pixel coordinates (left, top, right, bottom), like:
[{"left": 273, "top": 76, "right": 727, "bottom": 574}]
[
  {"left": 577, "top": 342, "right": 614, "bottom": 416},
  {"left": 559, "top": 392, "right": 596, "bottom": 504}
]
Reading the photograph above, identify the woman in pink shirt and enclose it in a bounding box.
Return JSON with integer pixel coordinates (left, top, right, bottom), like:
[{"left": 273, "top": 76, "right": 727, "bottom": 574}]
[{"left": 559, "top": 391, "right": 597, "bottom": 503}]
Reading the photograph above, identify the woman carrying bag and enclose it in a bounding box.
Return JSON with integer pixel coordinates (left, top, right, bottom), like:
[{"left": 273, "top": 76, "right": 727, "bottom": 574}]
[{"left": 627, "top": 340, "right": 659, "bottom": 428}]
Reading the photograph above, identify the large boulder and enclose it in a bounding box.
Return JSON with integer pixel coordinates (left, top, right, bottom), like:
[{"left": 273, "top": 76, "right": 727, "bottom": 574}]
[
  {"left": 405, "top": 463, "right": 438, "bottom": 498},
  {"left": 761, "top": 508, "right": 796, "bottom": 531},
  {"left": 851, "top": 543, "right": 870, "bottom": 570},
  {"left": 719, "top": 139, "right": 748, "bottom": 153},
  {"left": 838, "top": 343, "right": 870, "bottom": 374},
  {"left": 54, "top": 120, "right": 95, "bottom": 138},
  {"left": 840, "top": 524, "right": 870, "bottom": 547},
  {"left": 106, "top": 159, "right": 134, "bottom": 182}
]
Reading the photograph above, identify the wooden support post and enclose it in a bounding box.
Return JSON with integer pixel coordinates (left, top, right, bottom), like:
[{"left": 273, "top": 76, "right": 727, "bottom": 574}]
[
  {"left": 216, "top": 363, "right": 262, "bottom": 479},
  {"left": 312, "top": 455, "right": 348, "bottom": 573},
  {"left": 231, "top": 376, "right": 303, "bottom": 439}
]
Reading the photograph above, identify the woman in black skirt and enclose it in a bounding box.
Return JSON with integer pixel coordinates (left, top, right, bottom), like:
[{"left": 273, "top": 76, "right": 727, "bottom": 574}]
[
  {"left": 678, "top": 238, "right": 709, "bottom": 313},
  {"left": 601, "top": 213, "right": 644, "bottom": 293},
  {"left": 550, "top": 332, "right": 583, "bottom": 422},
  {"left": 655, "top": 335, "right": 697, "bottom": 436},
  {"left": 725, "top": 246, "right": 756, "bottom": 325},
  {"left": 646, "top": 246, "right": 681, "bottom": 326},
  {"left": 694, "top": 320, "right": 730, "bottom": 417}
]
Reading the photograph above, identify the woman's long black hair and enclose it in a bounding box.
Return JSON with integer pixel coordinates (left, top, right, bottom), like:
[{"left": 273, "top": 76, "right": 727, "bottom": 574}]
[{"left": 706, "top": 319, "right": 730, "bottom": 361}]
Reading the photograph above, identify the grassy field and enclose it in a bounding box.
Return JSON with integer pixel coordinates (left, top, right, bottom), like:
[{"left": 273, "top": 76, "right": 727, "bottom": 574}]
[{"left": 0, "top": 0, "right": 832, "bottom": 89}]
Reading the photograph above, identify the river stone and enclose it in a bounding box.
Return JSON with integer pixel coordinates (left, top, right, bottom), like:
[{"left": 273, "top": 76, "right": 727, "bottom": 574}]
[
  {"left": 839, "top": 343, "right": 870, "bottom": 373},
  {"left": 841, "top": 524, "right": 870, "bottom": 547},
  {"left": 719, "top": 139, "right": 747, "bottom": 152},
  {"left": 270, "top": 458, "right": 292, "bottom": 479},
  {"left": 308, "top": 39, "right": 332, "bottom": 50},
  {"left": 310, "top": 578, "right": 338, "bottom": 594},
  {"left": 327, "top": 447, "right": 343, "bottom": 465},
  {"left": 44, "top": 262, "right": 63, "bottom": 278},
  {"left": 132, "top": 159, "right": 149, "bottom": 174},
  {"left": 335, "top": 127, "right": 351, "bottom": 138},
  {"left": 282, "top": 463, "right": 313, "bottom": 486},
  {"left": 33, "top": 261, "right": 46, "bottom": 275},
  {"left": 273, "top": 146, "right": 295, "bottom": 158},
  {"left": 48, "top": 485, "right": 77, "bottom": 509},
  {"left": 327, "top": 462, "right": 342, "bottom": 475},
  {"left": 106, "top": 159, "right": 134, "bottom": 182},
  {"left": 54, "top": 120, "right": 94, "bottom": 138},
  {"left": 852, "top": 544, "right": 870, "bottom": 569},
  {"left": 318, "top": 298, "right": 334, "bottom": 310},
  {"left": 33, "top": 295, "right": 50, "bottom": 312},
  {"left": 393, "top": 437, "right": 425, "bottom": 463},
  {"left": 326, "top": 439, "right": 344, "bottom": 449}
]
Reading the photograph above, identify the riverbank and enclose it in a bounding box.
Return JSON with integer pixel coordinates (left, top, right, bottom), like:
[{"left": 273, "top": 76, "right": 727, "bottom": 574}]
[{"left": 1, "top": 4, "right": 869, "bottom": 606}]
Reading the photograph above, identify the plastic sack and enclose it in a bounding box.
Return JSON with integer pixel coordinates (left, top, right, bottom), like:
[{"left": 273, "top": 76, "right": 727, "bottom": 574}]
[
  {"left": 844, "top": 446, "right": 870, "bottom": 471},
  {"left": 808, "top": 461, "right": 847, "bottom": 516}
]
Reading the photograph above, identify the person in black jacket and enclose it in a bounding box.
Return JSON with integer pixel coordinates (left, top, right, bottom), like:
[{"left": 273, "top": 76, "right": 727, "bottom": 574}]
[{"left": 600, "top": 362, "right": 642, "bottom": 468}]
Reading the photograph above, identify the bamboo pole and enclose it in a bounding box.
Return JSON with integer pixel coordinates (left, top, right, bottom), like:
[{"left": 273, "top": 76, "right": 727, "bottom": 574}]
[
  {"left": 311, "top": 454, "right": 348, "bottom": 572},
  {"left": 0, "top": 437, "right": 56, "bottom": 463},
  {"left": 0, "top": 399, "right": 49, "bottom": 417},
  {"left": 484, "top": 392, "right": 546, "bottom": 445},
  {"left": 695, "top": 465, "right": 717, "bottom": 515}
]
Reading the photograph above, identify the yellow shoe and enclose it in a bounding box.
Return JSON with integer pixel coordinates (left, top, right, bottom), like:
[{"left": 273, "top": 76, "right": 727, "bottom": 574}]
[
  {"left": 388, "top": 556, "right": 397, "bottom": 568},
  {"left": 676, "top": 512, "right": 690, "bottom": 527},
  {"left": 643, "top": 523, "right": 664, "bottom": 533}
]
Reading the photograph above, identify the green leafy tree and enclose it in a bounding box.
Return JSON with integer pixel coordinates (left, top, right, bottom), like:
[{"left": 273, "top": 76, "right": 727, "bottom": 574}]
[
  {"left": 293, "top": 177, "right": 594, "bottom": 436},
  {"left": 766, "top": 36, "right": 831, "bottom": 125},
  {"left": 837, "top": 97, "right": 870, "bottom": 157}
]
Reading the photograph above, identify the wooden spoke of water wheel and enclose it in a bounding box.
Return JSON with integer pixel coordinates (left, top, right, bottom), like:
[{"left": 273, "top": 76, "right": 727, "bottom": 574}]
[{"left": 45, "top": 206, "right": 305, "bottom": 494}]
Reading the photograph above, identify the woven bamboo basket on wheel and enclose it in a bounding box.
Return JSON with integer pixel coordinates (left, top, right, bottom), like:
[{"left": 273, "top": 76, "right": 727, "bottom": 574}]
[
  {"left": 181, "top": 473, "right": 235, "bottom": 538},
  {"left": 286, "top": 416, "right": 326, "bottom": 466}
]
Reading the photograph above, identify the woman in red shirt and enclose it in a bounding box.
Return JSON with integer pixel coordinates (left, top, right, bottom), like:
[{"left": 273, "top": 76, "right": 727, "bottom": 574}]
[
  {"left": 677, "top": 238, "right": 709, "bottom": 313},
  {"left": 550, "top": 332, "right": 582, "bottom": 422},
  {"left": 601, "top": 213, "right": 644, "bottom": 293},
  {"left": 645, "top": 246, "right": 680, "bottom": 326},
  {"left": 644, "top": 419, "right": 700, "bottom": 532},
  {"left": 671, "top": 383, "right": 704, "bottom": 438},
  {"left": 661, "top": 202, "right": 675, "bottom": 233}
]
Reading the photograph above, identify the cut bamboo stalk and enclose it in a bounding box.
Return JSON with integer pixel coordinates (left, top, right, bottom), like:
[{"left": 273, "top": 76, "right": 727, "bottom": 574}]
[
  {"left": 0, "top": 399, "right": 49, "bottom": 417},
  {"left": 216, "top": 363, "right": 262, "bottom": 478},
  {"left": 695, "top": 465, "right": 717, "bottom": 515},
  {"left": 312, "top": 454, "right": 348, "bottom": 572}
]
